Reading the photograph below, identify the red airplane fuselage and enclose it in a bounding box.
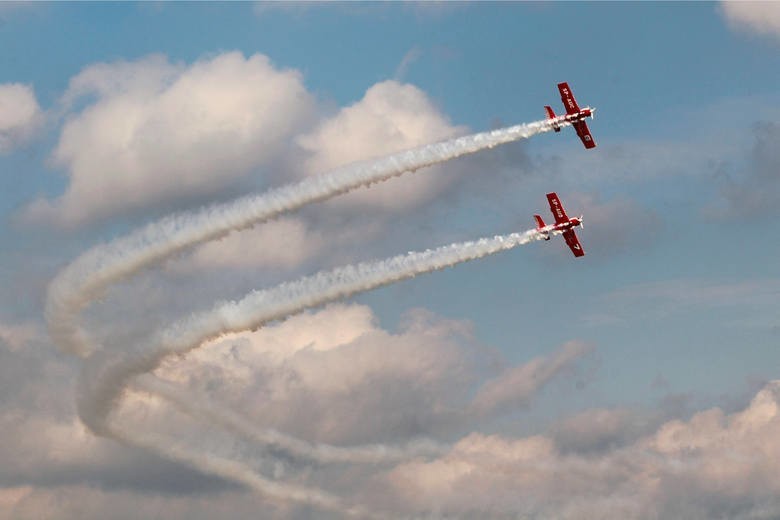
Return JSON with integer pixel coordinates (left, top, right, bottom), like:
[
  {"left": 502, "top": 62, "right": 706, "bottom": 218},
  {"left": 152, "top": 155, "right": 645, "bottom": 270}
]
[
  {"left": 537, "top": 216, "right": 582, "bottom": 238},
  {"left": 547, "top": 107, "right": 594, "bottom": 130},
  {"left": 544, "top": 82, "right": 597, "bottom": 149},
  {"left": 551, "top": 217, "right": 582, "bottom": 233},
  {"left": 533, "top": 192, "right": 585, "bottom": 257}
]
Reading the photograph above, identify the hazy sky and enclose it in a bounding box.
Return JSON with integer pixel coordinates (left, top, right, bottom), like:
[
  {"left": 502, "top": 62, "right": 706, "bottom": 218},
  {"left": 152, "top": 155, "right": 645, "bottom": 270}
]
[{"left": 1, "top": 2, "right": 780, "bottom": 519}]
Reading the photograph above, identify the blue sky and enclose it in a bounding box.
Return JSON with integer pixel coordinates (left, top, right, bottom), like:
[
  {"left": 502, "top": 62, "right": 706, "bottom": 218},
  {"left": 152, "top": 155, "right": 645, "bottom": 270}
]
[{"left": 1, "top": 2, "right": 780, "bottom": 519}]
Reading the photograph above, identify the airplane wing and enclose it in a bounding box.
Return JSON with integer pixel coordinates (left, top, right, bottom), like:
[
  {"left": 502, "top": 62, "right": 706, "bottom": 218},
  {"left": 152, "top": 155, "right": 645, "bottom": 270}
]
[
  {"left": 546, "top": 192, "right": 569, "bottom": 225},
  {"left": 558, "top": 82, "right": 580, "bottom": 115},
  {"left": 562, "top": 229, "right": 585, "bottom": 257},
  {"left": 573, "top": 120, "right": 597, "bottom": 149}
]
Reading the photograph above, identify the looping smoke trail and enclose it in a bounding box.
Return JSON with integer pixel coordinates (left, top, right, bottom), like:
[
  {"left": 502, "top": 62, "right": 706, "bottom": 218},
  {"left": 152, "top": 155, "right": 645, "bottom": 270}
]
[
  {"left": 79, "top": 229, "right": 545, "bottom": 445},
  {"left": 135, "top": 374, "right": 447, "bottom": 465},
  {"left": 71, "top": 228, "right": 545, "bottom": 516},
  {"left": 106, "top": 424, "right": 380, "bottom": 519},
  {"left": 47, "top": 118, "right": 560, "bottom": 516},
  {"left": 46, "top": 119, "right": 565, "bottom": 358}
]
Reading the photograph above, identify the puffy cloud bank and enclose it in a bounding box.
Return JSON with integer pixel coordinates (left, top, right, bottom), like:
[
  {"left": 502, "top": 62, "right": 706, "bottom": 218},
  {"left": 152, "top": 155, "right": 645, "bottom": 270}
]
[
  {"left": 386, "top": 380, "right": 780, "bottom": 519},
  {"left": 26, "top": 52, "right": 315, "bottom": 226},
  {"left": 25, "top": 53, "right": 466, "bottom": 229}
]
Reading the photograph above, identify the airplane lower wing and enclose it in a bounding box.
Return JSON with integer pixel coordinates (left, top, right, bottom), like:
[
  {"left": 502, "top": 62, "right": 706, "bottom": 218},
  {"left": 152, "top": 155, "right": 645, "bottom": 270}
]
[
  {"left": 573, "top": 121, "right": 597, "bottom": 149},
  {"left": 562, "top": 229, "right": 585, "bottom": 257}
]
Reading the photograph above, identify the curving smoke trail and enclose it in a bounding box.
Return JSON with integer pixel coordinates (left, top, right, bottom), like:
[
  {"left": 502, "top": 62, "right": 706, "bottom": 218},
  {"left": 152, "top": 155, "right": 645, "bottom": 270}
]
[
  {"left": 108, "top": 424, "right": 377, "bottom": 519},
  {"left": 78, "top": 228, "right": 544, "bottom": 516},
  {"left": 46, "top": 118, "right": 560, "bottom": 516},
  {"left": 135, "top": 374, "right": 447, "bottom": 465},
  {"left": 46, "top": 118, "right": 564, "bottom": 358},
  {"left": 79, "top": 229, "right": 545, "bottom": 437}
]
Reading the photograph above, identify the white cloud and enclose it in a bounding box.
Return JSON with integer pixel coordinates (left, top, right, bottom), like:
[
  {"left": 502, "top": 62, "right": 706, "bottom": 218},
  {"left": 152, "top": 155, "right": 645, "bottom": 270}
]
[
  {"left": 4, "top": 298, "right": 780, "bottom": 518},
  {"left": 0, "top": 321, "right": 40, "bottom": 352},
  {"left": 297, "top": 80, "right": 467, "bottom": 212},
  {"left": 0, "top": 83, "right": 42, "bottom": 154},
  {"left": 470, "top": 340, "right": 592, "bottom": 417},
  {"left": 385, "top": 380, "right": 780, "bottom": 518},
  {"left": 158, "top": 80, "right": 471, "bottom": 274},
  {"left": 25, "top": 52, "right": 315, "bottom": 227},
  {"left": 10, "top": 382, "right": 780, "bottom": 519},
  {"left": 154, "top": 304, "right": 586, "bottom": 445},
  {"left": 551, "top": 407, "right": 650, "bottom": 454},
  {"left": 156, "top": 304, "right": 475, "bottom": 445},
  {"left": 168, "top": 217, "right": 324, "bottom": 273},
  {"left": 720, "top": 1, "right": 780, "bottom": 39},
  {"left": 0, "top": 304, "right": 587, "bottom": 518},
  {"left": 0, "top": 414, "right": 97, "bottom": 471},
  {"left": 0, "top": 486, "right": 32, "bottom": 518},
  {"left": 5, "top": 485, "right": 281, "bottom": 520}
]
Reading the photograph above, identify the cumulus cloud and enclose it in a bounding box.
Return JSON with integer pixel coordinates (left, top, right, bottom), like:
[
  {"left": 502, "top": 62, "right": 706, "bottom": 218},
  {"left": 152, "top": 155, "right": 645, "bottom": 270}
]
[
  {"left": 0, "top": 319, "right": 230, "bottom": 497},
  {"left": 5, "top": 298, "right": 780, "bottom": 519},
  {"left": 470, "top": 340, "right": 592, "bottom": 417},
  {"left": 11, "top": 382, "right": 780, "bottom": 519},
  {"left": 0, "top": 83, "right": 42, "bottom": 154},
  {"left": 20, "top": 51, "right": 470, "bottom": 266},
  {"left": 720, "top": 1, "right": 780, "bottom": 39},
  {"left": 385, "top": 380, "right": 780, "bottom": 519},
  {"left": 168, "top": 217, "right": 323, "bottom": 274},
  {"left": 153, "top": 304, "right": 586, "bottom": 445},
  {"left": 550, "top": 405, "right": 677, "bottom": 454},
  {"left": 4, "top": 485, "right": 289, "bottom": 520},
  {"left": 0, "top": 303, "right": 589, "bottom": 519},
  {"left": 0, "top": 321, "right": 40, "bottom": 352},
  {"left": 24, "top": 52, "right": 315, "bottom": 227},
  {"left": 297, "top": 80, "right": 467, "bottom": 212}
]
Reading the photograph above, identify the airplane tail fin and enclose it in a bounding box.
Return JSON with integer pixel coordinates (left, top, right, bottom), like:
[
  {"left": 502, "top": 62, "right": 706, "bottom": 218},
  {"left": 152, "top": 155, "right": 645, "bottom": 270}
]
[
  {"left": 534, "top": 214, "right": 551, "bottom": 240},
  {"left": 544, "top": 106, "right": 561, "bottom": 132}
]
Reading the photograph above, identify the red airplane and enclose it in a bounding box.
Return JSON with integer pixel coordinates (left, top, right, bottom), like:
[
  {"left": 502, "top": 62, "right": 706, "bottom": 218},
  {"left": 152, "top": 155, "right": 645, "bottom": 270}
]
[
  {"left": 534, "top": 192, "right": 585, "bottom": 258},
  {"left": 544, "top": 82, "right": 596, "bottom": 149}
]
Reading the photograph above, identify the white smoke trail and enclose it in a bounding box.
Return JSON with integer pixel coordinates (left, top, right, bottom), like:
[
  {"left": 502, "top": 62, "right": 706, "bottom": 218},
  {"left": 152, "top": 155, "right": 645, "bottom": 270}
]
[
  {"left": 105, "top": 423, "right": 378, "bottom": 519},
  {"left": 69, "top": 227, "right": 544, "bottom": 516},
  {"left": 75, "top": 227, "right": 544, "bottom": 516},
  {"left": 135, "top": 374, "right": 446, "bottom": 465},
  {"left": 47, "top": 118, "right": 561, "bottom": 515},
  {"left": 46, "top": 119, "right": 565, "bottom": 358},
  {"left": 79, "top": 229, "right": 545, "bottom": 441}
]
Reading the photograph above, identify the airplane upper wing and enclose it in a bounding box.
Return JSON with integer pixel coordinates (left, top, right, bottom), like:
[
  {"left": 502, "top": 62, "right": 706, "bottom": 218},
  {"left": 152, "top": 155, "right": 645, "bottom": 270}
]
[
  {"left": 562, "top": 229, "right": 585, "bottom": 257},
  {"left": 546, "top": 192, "right": 569, "bottom": 225},
  {"left": 558, "top": 82, "right": 580, "bottom": 115},
  {"left": 573, "top": 120, "right": 597, "bottom": 149}
]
